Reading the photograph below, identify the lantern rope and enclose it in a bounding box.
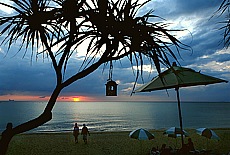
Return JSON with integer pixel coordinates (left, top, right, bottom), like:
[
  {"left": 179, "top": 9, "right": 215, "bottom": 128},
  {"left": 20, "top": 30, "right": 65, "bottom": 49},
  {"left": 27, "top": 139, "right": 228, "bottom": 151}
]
[{"left": 108, "top": 61, "right": 113, "bottom": 81}]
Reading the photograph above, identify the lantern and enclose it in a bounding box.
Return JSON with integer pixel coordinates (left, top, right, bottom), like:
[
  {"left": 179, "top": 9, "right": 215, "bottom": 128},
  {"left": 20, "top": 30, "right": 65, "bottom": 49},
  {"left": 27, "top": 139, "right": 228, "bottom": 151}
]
[{"left": 105, "top": 80, "right": 118, "bottom": 96}]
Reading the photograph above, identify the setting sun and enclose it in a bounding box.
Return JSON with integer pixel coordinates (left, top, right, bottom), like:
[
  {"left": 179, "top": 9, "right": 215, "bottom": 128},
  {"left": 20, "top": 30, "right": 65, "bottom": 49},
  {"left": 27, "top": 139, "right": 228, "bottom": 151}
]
[{"left": 73, "top": 97, "right": 80, "bottom": 102}]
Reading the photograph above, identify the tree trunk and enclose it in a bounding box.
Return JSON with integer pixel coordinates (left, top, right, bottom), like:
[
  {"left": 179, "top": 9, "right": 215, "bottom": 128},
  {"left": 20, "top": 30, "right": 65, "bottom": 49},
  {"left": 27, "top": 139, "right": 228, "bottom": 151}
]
[
  {"left": 0, "top": 85, "right": 62, "bottom": 155},
  {"left": 0, "top": 126, "right": 13, "bottom": 155}
]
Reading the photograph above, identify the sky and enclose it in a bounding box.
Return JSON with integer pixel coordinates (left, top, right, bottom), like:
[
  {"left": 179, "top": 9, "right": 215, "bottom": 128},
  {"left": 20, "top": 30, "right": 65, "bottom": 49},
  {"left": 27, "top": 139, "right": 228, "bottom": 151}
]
[{"left": 0, "top": 0, "right": 229, "bottom": 102}]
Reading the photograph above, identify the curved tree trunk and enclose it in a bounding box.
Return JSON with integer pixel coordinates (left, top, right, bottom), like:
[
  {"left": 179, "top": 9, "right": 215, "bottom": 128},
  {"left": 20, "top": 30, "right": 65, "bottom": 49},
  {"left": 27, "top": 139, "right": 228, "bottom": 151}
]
[
  {"left": 0, "top": 85, "right": 62, "bottom": 155},
  {"left": 0, "top": 58, "right": 104, "bottom": 155}
]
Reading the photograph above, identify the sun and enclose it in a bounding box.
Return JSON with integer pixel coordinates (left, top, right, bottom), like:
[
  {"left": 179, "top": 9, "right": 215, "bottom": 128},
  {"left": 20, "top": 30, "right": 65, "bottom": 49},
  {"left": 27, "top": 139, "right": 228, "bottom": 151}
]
[{"left": 73, "top": 97, "right": 80, "bottom": 102}]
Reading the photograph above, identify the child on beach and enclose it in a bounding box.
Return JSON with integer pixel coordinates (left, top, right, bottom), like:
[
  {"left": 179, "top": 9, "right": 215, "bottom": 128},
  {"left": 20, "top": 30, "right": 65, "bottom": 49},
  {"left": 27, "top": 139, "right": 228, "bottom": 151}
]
[
  {"left": 73, "top": 123, "right": 79, "bottom": 143},
  {"left": 81, "top": 124, "right": 90, "bottom": 144}
]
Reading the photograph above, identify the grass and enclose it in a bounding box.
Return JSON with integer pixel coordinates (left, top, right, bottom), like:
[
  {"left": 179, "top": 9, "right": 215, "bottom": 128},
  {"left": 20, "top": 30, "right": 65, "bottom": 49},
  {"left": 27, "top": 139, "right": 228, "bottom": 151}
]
[{"left": 5, "top": 128, "right": 230, "bottom": 155}]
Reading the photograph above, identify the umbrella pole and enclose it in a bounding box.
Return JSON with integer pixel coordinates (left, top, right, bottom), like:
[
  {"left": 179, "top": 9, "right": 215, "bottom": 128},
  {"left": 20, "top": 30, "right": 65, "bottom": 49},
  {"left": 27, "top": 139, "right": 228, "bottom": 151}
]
[{"left": 175, "top": 87, "right": 184, "bottom": 146}]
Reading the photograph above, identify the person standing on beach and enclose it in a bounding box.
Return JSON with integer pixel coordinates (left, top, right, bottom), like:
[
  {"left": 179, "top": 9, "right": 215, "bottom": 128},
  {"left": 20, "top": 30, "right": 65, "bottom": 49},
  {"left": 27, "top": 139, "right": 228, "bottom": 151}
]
[
  {"left": 73, "top": 123, "right": 79, "bottom": 143},
  {"left": 81, "top": 124, "right": 90, "bottom": 144}
]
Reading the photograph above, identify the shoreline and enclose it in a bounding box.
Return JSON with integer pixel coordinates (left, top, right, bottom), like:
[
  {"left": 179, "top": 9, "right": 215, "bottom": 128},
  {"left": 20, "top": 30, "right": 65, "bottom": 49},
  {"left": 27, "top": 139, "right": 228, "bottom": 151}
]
[
  {"left": 20, "top": 127, "right": 230, "bottom": 134},
  {"left": 4, "top": 128, "right": 230, "bottom": 155}
]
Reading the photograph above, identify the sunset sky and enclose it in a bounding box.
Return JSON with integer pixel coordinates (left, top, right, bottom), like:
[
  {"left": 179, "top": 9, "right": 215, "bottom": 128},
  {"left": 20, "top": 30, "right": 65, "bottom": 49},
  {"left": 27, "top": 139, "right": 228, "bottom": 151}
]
[{"left": 0, "top": 0, "right": 229, "bottom": 102}]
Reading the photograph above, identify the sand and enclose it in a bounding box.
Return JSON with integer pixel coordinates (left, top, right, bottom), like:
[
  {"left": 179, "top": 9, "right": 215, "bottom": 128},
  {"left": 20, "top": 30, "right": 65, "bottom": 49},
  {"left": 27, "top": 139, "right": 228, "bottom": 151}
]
[{"left": 4, "top": 128, "right": 230, "bottom": 155}]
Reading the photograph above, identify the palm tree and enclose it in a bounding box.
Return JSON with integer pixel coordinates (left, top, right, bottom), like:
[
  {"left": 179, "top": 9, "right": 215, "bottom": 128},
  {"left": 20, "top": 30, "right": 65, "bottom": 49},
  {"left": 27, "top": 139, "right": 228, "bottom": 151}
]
[
  {"left": 0, "top": 0, "right": 187, "bottom": 154},
  {"left": 215, "top": 0, "right": 230, "bottom": 48}
]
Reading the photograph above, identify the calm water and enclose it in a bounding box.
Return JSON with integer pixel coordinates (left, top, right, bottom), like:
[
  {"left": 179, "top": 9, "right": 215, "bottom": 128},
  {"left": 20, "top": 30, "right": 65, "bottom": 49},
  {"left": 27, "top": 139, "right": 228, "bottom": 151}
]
[{"left": 0, "top": 101, "right": 230, "bottom": 133}]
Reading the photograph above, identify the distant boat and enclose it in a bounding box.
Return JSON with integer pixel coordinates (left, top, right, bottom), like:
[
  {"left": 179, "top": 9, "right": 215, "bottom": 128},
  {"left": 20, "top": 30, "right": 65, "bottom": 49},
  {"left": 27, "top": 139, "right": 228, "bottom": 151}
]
[{"left": 9, "top": 99, "right": 14, "bottom": 102}]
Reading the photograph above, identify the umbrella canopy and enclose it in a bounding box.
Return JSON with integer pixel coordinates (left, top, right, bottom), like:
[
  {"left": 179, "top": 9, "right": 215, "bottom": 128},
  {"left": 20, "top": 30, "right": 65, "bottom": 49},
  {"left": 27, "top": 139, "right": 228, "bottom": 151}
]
[
  {"left": 163, "top": 127, "right": 189, "bottom": 138},
  {"left": 129, "top": 128, "right": 154, "bottom": 140},
  {"left": 135, "top": 64, "right": 228, "bottom": 92},
  {"left": 196, "top": 128, "right": 220, "bottom": 140},
  {"left": 135, "top": 63, "right": 227, "bottom": 145}
]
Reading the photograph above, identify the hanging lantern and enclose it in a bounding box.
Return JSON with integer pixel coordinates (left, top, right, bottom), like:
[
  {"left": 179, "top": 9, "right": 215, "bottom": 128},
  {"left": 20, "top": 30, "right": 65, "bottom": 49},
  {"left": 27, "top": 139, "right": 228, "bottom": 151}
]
[
  {"left": 105, "top": 61, "right": 118, "bottom": 96},
  {"left": 105, "top": 80, "right": 118, "bottom": 96}
]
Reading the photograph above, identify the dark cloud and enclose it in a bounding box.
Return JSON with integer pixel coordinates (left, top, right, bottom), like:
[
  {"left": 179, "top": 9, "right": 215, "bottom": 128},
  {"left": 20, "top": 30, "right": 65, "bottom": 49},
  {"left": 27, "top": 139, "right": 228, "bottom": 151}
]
[
  {"left": 150, "top": 0, "right": 221, "bottom": 19},
  {"left": 174, "top": 0, "right": 220, "bottom": 14},
  {"left": 217, "top": 54, "right": 230, "bottom": 62},
  {"left": 0, "top": 56, "right": 56, "bottom": 95}
]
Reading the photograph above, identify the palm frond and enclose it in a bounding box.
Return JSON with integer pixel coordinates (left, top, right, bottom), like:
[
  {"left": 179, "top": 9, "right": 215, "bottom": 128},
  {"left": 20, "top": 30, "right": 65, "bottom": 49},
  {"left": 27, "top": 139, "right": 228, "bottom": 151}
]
[
  {"left": 0, "top": 0, "right": 189, "bottom": 85},
  {"left": 214, "top": 0, "right": 230, "bottom": 48}
]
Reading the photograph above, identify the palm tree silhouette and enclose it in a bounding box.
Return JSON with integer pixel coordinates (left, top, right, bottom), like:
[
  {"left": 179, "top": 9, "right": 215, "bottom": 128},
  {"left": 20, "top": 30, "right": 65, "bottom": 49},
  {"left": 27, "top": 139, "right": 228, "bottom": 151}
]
[
  {"left": 0, "top": 0, "right": 187, "bottom": 154},
  {"left": 215, "top": 0, "right": 230, "bottom": 48}
]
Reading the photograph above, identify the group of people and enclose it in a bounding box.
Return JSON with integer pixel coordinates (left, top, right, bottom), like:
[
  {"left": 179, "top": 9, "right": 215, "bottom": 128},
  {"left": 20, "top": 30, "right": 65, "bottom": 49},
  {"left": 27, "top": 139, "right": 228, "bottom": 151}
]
[
  {"left": 73, "top": 123, "right": 196, "bottom": 152},
  {"left": 150, "top": 138, "right": 195, "bottom": 155},
  {"left": 150, "top": 144, "right": 173, "bottom": 155},
  {"left": 73, "top": 123, "right": 90, "bottom": 144}
]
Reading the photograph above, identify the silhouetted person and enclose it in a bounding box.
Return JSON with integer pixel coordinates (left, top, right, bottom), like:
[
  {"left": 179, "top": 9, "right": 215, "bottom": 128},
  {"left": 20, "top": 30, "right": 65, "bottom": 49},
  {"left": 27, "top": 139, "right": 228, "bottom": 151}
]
[
  {"left": 73, "top": 123, "right": 79, "bottom": 143},
  {"left": 187, "top": 138, "right": 195, "bottom": 151},
  {"left": 81, "top": 124, "right": 90, "bottom": 144},
  {"left": 180, "top": 138, "right": 195, "bottom": 154},
  {"left": 160, "top": 144, "right": 171, "bottom": 155}
]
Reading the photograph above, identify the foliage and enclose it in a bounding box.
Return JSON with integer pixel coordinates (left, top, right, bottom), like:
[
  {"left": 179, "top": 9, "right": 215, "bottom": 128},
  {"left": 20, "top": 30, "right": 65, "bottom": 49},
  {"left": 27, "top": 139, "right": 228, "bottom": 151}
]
[
  {"left": 0, "top": 0, "right": 187, "bottom": 85},
  {"left": 0, "top": 1, "right": 188, "bottom": 154},
  {"left": 215, "top": 0, "right": 230, "bottom": 48}
]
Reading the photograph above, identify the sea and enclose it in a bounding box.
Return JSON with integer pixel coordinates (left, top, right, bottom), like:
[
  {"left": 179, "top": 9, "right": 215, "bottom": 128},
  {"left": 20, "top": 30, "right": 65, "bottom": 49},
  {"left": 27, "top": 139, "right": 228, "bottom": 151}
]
[{"left": 0, "top": 101, "right": 230, "bottom": 133}]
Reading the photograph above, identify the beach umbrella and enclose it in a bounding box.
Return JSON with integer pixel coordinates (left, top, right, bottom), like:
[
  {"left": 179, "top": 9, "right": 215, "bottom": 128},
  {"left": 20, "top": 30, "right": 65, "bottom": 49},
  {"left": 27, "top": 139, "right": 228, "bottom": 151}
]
[
  {"left": 196, "top": 128, "right": 220, "bottom": 149},
  {"left": 163, "top": 127, "right": 189, "bottom": 149},
  {"left": 129, "top": 128, "right": 154, "bottom": 154},
  {"left": 196, "top": 128, "right": 220, "bottom": 140},
  {"left": 163, "top": 127, "right": 189, "bottom": 138},
  {"left": 134, "top": 62, "right": 228, "bottom": 145},
  {"left": 129, "top": 128, "right": 155, "bottom": 140}
]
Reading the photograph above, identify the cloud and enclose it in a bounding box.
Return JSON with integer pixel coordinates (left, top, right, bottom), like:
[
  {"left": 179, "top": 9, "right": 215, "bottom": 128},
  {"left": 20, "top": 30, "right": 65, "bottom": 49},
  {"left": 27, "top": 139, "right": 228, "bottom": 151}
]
[{"left": 0, "top": 1, "right": 14, "bottom": 14}]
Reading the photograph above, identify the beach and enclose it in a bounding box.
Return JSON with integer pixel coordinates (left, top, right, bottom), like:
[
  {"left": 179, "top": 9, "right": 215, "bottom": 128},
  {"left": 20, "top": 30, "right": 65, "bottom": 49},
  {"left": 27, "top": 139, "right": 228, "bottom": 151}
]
[
  {"left": 1, "top": 102, "right": 230, "bottom": 154},
  {"left": 5, "top": 128, "right": 230, "bottom": 155}
]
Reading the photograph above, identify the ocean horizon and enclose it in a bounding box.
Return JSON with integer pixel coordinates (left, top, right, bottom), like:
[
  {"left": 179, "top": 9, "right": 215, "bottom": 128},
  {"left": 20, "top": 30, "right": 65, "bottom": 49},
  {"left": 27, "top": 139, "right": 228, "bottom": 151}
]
[{"left": 0, "top": 101, "right": 230, "bottom": 133}]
